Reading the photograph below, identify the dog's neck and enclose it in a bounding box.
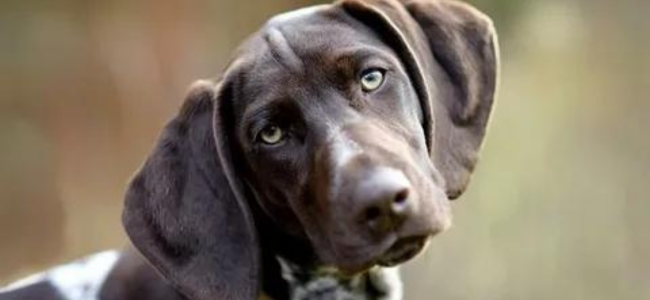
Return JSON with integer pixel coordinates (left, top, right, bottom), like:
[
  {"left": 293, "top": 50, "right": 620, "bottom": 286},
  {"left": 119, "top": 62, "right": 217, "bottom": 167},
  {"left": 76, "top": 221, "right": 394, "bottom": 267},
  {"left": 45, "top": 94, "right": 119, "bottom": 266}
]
[
  {"left": 253, "top": 203, "right": 402, "bottom": 300},
  {"left": 274, "top": 256, "right": 402, "bottom": 300},
  {"left": 255, "top": 202, "right": 315, "bottom": 299}
]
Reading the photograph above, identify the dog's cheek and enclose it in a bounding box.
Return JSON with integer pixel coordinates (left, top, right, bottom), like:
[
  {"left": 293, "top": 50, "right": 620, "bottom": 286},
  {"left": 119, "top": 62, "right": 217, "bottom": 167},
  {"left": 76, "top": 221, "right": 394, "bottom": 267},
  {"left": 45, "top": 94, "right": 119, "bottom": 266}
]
[
  {"left": 289, "top": 176, "right": 348, "bottom": 265},
  {"left": 397, "top": 149, "right": 452, "bottom": 234},
  {"left": 416, "top": 169, "right": 453, "bottom": 233},
  {"left": 428, "top": 182, "right": 453, "bottom": 231},
  {"left": 265, "top": 186, "right": 307, "bottom": 236},
  {"left": 292, "top": 202, "right": 339, "bottom": 264}
]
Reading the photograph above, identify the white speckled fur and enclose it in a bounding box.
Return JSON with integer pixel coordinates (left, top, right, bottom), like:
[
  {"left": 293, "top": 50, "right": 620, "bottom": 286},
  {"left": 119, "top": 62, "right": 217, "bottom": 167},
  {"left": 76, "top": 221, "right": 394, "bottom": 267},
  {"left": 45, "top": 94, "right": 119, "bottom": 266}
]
[
  {"left": 368, "top": 267, "right": 403, "bottom": 300},
  {"left": 278, "top": 257, "right": 403, "bottom": 300},
  {"left": 1, "top": 251, "right": 119, "bottom": 300}
]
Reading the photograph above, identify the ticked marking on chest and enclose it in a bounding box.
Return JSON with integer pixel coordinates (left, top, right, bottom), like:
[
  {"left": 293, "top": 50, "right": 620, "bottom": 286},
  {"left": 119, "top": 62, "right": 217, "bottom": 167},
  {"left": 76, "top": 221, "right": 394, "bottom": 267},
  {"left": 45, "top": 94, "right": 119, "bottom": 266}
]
[{"left": 277, "top": 256, "right": 403, "bottom": 300}]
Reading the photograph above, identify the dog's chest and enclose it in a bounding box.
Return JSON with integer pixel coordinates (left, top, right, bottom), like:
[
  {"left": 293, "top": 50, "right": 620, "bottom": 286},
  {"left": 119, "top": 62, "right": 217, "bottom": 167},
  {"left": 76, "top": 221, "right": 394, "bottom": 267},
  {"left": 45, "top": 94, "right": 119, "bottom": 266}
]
[
  {"left": 0, "top": 251, "right": 119, "bottom": 300},
  {"left": 277, "top": 258, "right": 403, "bottom": 300}
]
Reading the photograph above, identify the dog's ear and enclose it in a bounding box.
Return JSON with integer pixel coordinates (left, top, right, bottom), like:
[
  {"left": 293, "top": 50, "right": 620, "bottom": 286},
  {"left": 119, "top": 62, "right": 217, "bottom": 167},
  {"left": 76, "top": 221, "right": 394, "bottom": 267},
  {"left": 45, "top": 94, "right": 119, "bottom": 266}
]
[
  {"left": 341, "top": 0, "right": 499, "bottom": 199},
  {"left": 122, "top": 79, "right": 260, "bottom": 300}
]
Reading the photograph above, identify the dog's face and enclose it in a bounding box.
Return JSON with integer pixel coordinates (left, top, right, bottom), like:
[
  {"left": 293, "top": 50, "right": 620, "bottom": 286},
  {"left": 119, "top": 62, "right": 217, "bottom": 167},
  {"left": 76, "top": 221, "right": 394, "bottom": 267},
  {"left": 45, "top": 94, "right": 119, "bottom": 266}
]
[
  {"left": 122, "top": 1, "right": 499, "bottom": 299},
  {"left": 233, "top": 8, "right": 450, "bottom": 272}
]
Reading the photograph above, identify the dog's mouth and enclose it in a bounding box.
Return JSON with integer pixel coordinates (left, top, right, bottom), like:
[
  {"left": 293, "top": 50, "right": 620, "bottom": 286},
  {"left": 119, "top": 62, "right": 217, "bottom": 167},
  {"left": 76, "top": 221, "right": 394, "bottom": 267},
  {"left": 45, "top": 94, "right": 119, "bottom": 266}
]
[
  {"left": 320, "top": 233, "right": 434, "bottom": 275},
  {"left": 376, "top": 235, "right": 429, "bottom": 267}
]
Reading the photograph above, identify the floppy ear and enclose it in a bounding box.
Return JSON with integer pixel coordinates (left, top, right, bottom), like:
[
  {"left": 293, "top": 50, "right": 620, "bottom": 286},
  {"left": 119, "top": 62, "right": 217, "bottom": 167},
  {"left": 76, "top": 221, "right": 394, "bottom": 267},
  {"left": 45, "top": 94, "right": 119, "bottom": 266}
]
[
  {"left": 122, "top": 80, "right": 260, "bottom": 300},
  {"left": 341, "top": 0, "right": 499, "bottom": 199}
]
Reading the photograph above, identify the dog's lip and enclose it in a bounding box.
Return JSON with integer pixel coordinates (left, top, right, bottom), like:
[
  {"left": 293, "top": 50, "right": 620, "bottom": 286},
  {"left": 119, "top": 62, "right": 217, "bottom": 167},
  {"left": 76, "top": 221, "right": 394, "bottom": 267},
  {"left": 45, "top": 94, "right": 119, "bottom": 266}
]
[
  {"left": 324, "top": 233, "right": 432, "bottom": 275},
  {"left": 328, "top": 235, "right": 398, "bottom": 275},
  {"left": 376, "top": 235, "right": 429, "bottom": 267}
]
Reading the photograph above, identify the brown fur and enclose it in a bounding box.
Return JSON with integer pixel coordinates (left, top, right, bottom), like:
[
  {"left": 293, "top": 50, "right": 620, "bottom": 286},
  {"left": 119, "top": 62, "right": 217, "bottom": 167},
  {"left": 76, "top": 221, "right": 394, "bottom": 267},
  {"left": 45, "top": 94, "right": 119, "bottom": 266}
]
[{"left": 0, "top": 1, "right": 499, "bottom": 300}]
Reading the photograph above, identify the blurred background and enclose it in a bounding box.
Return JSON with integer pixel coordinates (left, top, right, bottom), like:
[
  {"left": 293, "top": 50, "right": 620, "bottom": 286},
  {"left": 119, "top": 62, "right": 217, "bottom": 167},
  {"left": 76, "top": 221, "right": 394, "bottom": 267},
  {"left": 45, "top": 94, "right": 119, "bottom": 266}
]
[{"left": 1, "top": 0, "right": 648, "bottom": 299}]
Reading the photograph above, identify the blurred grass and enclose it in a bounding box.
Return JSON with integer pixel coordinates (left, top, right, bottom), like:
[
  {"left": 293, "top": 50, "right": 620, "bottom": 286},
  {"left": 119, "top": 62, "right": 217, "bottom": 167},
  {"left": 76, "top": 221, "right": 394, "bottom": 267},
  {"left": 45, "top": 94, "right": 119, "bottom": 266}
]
[{"left": 1, "top": 0, "right": 648, "bottom": 299}]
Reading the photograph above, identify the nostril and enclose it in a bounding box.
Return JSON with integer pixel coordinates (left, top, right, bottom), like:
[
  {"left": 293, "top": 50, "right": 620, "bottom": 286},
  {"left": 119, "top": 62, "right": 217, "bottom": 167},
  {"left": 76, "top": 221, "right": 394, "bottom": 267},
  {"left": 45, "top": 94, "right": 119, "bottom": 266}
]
[
  {"left": 391, "top": 188, "right": 410, "bottom": 213},
  {"left": 393, "top": 189, "right": 409, "bottom": 204},
  {"left": 365, "top": 206, "right": 383, "bottom": 222},
  {"left": 363, "top": 204, "right": 393, "bottom": 234}
]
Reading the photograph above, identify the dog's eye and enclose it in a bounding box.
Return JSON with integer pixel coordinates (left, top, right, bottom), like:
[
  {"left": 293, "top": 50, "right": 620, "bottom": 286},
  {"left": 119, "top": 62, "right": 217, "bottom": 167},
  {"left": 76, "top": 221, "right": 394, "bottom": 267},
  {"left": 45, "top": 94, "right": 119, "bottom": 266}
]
[
  {"left": 360, "top": 69, "right": 385, "bottom": 92},
  {"left": 259, "top": 125, "right": 285, "bottom": 145}
]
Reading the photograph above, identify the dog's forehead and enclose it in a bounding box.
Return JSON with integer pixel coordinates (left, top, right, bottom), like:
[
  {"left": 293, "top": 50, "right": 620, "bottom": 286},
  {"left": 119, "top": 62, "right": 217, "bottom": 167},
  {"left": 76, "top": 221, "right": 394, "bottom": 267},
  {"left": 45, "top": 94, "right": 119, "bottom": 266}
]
[
  {"left": 231, "top": 4, "right": 405, "bottom": 116},
  {"left": 259, "top": 3, "right": 380, "bottom": 57},
  {"left": 233, "top": 5, "right": 383, "bottom": 95}
]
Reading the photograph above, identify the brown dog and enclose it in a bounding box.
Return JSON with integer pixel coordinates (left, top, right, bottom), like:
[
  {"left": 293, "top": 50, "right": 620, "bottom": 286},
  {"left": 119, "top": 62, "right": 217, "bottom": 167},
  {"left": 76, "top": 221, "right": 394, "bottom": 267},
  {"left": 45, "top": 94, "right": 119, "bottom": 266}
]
[{"left": 0, "top": 0, "right": 498, "bottom": 299}]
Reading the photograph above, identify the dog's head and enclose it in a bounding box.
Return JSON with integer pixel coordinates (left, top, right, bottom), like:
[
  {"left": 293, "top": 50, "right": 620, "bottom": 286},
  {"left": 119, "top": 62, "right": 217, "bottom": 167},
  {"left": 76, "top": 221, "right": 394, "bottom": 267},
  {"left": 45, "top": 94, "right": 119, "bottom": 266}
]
[{"left": 122, "top": 0, "right": 499, "bottom": 299}]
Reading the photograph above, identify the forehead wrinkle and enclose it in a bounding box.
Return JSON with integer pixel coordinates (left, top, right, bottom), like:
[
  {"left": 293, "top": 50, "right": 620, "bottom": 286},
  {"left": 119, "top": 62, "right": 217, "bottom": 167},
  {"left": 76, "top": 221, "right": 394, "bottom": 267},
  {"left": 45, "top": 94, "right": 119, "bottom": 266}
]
[{"left": 264, "top": 28, "right": 304, "bottom": 74}]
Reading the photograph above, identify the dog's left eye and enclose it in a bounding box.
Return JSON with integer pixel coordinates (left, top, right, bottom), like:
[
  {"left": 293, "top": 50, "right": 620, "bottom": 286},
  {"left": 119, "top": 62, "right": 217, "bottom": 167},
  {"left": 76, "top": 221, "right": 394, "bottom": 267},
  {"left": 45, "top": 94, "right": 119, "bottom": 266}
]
[
  {"left": 258, "top": 124, "right": 285, "bottom": 145},
  {"left": 360, "top": 68, "right": 385, "bottom": 92}
]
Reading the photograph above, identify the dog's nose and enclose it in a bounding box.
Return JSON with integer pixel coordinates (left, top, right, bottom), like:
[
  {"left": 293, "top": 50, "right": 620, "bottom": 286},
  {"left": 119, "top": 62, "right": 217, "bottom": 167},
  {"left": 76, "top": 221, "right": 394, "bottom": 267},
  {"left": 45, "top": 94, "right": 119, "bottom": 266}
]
[{"left": 356, "top": 168, "right": 412, "bottom": 235}]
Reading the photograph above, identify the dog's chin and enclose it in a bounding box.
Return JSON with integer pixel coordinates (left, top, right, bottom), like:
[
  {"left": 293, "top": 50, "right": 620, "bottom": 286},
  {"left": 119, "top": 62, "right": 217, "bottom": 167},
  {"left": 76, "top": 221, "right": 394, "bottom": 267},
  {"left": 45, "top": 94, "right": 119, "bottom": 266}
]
[{"left": 330, "top": 235, "right": 430, "bottom": 275}]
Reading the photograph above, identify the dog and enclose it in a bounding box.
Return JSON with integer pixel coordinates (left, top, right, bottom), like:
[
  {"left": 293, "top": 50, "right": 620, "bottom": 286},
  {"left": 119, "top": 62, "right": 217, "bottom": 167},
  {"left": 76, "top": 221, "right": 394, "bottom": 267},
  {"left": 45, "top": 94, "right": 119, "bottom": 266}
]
[{"left": 0, "top": 0, "right": 499, "bottom": 299}]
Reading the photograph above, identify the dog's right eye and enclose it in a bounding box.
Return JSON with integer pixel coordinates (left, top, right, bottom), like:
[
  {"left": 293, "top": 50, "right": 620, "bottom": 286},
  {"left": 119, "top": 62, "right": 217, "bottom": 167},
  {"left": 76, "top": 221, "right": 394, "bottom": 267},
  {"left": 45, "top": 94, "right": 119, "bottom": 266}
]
[{"left": 258, "top": 125, "right": 285, "bottom": 145}]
